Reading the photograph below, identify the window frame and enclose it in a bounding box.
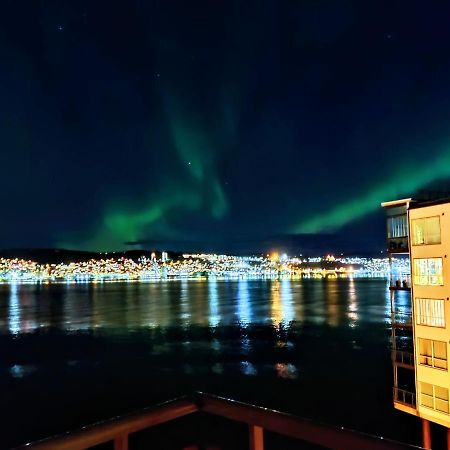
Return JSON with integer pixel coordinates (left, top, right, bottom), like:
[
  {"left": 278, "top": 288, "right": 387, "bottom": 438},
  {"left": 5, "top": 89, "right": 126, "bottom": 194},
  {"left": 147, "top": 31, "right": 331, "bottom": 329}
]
[
  {"left": 415, "top": 298, "right": 446, "bottom": 328},
  {"left": 420, "top": 382, "right": 450, "bottom": 414},
  {"left": 411, "top": 216, "right": 441, "bottom": 246},
  {"left": 418, "top": 338, "right": 448, "bottom": 370},
  {"left": 413, "top": 258, "right": 444, "bottom": 286}
]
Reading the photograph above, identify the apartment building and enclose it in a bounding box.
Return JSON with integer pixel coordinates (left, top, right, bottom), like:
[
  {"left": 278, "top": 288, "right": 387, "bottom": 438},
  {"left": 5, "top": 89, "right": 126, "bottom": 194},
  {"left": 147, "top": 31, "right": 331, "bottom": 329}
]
[{"left": 382, "top": 198, "right": 450, "bottom": 449}]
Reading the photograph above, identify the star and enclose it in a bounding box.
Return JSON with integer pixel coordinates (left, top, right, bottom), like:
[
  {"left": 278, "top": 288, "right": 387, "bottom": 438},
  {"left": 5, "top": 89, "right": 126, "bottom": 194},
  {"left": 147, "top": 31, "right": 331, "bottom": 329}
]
[{"left": 57, "top": 25, "right": 64, "bottom": 32}]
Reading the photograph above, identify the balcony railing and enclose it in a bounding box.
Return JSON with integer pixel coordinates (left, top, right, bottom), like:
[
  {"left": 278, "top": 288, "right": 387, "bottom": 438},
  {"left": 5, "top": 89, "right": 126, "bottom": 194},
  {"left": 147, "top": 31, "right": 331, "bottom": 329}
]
[
  {"left": 393, "top": 387, "right": 416, "bottom": 408},
  {"left": 389, "top": 278, "right": 411, "bottom": 291},
  {"left": 387, "top": 238, "right": 409, "bottom": 254},
  {"left": 17, "top": 392, "right": 418, "bottom": 450},
  {"left": 390, "top": 312, "right": 412, "bottom": 327},
  {"left": 392, "top": 350, "right": 414, "bottom": 368},
  {"left": 418, "top": 355, "right": 448, "bottom": 370}
]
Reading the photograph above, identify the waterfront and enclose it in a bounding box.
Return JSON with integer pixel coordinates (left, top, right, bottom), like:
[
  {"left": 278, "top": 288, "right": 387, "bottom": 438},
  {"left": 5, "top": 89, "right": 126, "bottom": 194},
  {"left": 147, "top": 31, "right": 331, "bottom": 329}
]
[
  {"left": 0, "top": 278, "right": 420, "bottom": 448},
  {"left": 0, "top": 253, "right": 407, "bottom": 282}
]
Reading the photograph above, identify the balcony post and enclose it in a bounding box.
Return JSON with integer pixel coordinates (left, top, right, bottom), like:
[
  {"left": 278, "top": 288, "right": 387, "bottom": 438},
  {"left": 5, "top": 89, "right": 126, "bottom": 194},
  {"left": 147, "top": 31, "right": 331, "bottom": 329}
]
[
  {"left": 249, "top": 425, "right": 264, "bottom": 450},
  {"left": 447, "top": 427, "right": 450, "bottom": 450},
  {"left": 114, "top": 434, "right": 129, "bottom": 450},
  {"left": 422, "top": 419, "right": 431, "bottom": 450}
]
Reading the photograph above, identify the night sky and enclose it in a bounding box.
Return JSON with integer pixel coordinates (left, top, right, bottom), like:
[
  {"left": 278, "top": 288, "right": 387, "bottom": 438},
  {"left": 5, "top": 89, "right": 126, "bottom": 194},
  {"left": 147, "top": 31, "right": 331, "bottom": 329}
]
[{"left": 3, "top": 1, "right": 450, "bottom": 254}]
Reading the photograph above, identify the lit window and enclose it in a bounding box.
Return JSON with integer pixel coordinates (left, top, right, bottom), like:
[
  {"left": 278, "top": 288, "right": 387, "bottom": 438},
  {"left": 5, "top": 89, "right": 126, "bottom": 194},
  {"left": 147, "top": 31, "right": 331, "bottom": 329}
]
[
  {"left": 412, "top": 216, "right": 441, "bottom": 245},
  {"left": 418, "top": 338, "right": 447, "bottom": 369},
  {"left": 415, "top": 298, "right": 445, "bottom": 327},
  {"left": 420, "top": 382, "right": 449, "bottom": 414},
  {"left": 413, "top": 258, "right": 443, "bottom": 285}
]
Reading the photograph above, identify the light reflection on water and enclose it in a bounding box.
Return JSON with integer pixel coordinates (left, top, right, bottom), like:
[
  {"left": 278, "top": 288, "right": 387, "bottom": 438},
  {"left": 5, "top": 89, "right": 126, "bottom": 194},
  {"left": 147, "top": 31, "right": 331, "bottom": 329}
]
[
  {"left": 237, "top": 278, "right": 251, "bottom": 325},
  {"left": 348, "top": 277, "right": 358, "bottom": 327},
  {"left": 0, "top": 277, "right": 417, "bottom": 449},
  {"left": 0, "top": 277, "right": 395, "bottom": 335},
  {"left": 275, "top": 362, "right": 298, "bottom": 379},
  {"left": 208, "top": 278, "right": 220, "bottom": 327},
  {"left": 8, "top": 283, "right": 20, "bottom": 334},
  {"left": 240, "top": 361, "right": 257, "bottom": 376},
  {"left": 9, "top": 364, "right": 37, "bottom": 378}
]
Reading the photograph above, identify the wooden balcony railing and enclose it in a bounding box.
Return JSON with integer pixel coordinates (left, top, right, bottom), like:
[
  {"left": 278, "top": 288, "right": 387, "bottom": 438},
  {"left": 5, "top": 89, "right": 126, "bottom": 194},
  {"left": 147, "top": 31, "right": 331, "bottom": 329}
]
[{"left": 17, "top": 392, "right": 419, "bottom": 450}]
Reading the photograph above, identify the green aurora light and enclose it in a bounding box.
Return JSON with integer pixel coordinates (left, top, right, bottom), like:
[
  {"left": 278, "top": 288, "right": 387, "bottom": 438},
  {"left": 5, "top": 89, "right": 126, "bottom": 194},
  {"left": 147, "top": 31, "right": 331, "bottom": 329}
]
[
  {"left": 59, "top": 108, "right": 229, "bottom": 251},
  {"left": 293, "top": 148, "right": 450, "bottom": 233}
]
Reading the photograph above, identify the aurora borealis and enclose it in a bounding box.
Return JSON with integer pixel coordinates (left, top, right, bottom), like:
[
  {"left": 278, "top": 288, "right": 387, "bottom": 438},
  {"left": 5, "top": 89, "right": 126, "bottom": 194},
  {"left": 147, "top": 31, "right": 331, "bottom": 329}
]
[
  {"left": 3, "top": 1, "right": 450, "bottom": 253},
  {"left": 295, "top": 144, "right": 450, "bottom": 234}
]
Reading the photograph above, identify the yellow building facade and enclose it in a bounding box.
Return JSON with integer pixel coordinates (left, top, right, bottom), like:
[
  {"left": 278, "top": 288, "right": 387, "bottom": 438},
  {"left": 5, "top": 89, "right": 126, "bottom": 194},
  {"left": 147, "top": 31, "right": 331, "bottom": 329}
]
[{"left": 383, "top": 198, "right": 450, "bottom": 448}]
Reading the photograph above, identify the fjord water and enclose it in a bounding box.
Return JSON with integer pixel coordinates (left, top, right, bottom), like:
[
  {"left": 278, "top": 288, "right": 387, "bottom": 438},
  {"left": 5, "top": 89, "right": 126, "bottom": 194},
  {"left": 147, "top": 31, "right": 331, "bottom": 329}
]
[{"left": 0, "top": 278, "right": 419, "bottom": 448}]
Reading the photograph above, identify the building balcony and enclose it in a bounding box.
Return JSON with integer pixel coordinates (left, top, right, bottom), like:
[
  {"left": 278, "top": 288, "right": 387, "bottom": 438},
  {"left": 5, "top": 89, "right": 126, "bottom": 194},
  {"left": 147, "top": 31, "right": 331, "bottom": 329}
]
[
  {"left": 393, "top": 387, "right": 416, "bottom": 409},
  {"left": 387, "top": 237, "right": 409, "bottom": 254},
  {"left": 393, "top": 388, "right": 418, "bottom": 417},
  {"left": 389, "top": 279, "right": 411, "bottom": 291},
  {"left": 392, "top": 350, "right": 414, "bottom": 369},
  {"left": 391, "top": 312, "right": 412, "bottom": 328}
]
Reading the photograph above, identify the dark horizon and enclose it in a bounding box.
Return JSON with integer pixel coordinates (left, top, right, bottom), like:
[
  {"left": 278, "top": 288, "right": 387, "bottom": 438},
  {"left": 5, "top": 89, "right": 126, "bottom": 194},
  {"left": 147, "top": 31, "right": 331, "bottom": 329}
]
[{"left": 0, "top": 210, "right": 389, "bottom": 258}]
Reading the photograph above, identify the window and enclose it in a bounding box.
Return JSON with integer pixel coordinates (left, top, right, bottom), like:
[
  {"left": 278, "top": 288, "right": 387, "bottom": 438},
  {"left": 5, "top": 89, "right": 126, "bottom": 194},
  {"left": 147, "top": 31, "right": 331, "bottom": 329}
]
[
  {"left": 415, "top": 298, "right": 445, "bottom": 327},
  {"left": 412, "top": 216, "right": 441, "bottom": 245},
  {"left": 387, "top": 215, "right": 408, "bottom": 238},
  {"left": 421, "top": 382, "right": 434, "bottom": 409},
  {"left": 413, "top": 258, "right": 443, "bottom": 285},
  {"left": 421, "top": 382, "right": 449, "bottom": 414},
  {"left": 418, "top": 338, "right": 447, "bottom": 369}
]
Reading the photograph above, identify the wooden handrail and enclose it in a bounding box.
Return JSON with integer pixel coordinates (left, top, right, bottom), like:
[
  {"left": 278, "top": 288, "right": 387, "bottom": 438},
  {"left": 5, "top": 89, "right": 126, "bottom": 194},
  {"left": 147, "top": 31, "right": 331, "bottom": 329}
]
[
  {"left": 197, "top": 393, "right": 419, "bottom": 450},
  {"left": 21, "top": 397, "right": 198, "bottom": 450},
  {"left": 16, "top": 392, "right": 420, "bottom": 450}
]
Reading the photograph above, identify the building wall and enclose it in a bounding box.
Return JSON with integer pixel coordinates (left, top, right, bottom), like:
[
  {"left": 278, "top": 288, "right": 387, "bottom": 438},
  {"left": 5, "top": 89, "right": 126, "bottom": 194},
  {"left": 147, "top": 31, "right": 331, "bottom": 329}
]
[{"left": 409, "top": 203, "right": 450, "bottom": 427}]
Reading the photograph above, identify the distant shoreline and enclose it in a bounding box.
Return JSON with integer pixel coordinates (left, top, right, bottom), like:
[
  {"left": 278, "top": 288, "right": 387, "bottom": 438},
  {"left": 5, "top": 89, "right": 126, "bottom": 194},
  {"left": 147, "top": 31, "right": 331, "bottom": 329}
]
[{"left": 0, "top": 252, "right": 404, "bottom": 283}]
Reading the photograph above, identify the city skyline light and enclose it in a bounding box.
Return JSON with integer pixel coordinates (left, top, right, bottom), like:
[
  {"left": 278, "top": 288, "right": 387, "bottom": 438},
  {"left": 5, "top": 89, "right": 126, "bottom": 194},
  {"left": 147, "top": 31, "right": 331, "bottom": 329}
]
[{"left": 0, "top": 252, "right": 408, "bottom": 282}]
